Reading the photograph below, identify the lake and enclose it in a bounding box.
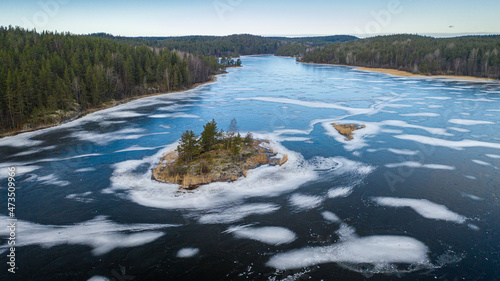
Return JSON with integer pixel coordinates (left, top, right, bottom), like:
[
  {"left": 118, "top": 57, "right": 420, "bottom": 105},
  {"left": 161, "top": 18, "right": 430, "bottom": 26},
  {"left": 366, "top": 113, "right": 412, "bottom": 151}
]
[{"left": 1, "top": 55, "right": 499, "bottom": 280}]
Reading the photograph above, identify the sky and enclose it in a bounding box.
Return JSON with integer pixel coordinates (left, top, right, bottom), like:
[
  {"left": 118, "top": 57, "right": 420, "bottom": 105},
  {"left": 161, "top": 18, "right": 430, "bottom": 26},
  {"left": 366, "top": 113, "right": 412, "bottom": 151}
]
[{"left": 1, "top": 0, "right": 499, "bottom": 37}]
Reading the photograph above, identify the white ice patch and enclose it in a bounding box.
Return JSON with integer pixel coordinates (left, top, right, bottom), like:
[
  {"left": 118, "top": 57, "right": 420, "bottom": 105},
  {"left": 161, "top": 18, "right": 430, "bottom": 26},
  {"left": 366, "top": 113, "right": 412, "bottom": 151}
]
[
  {"left": 461, "top": 192, "right": 483, "bottom": 201},
  {"left": 66, "top": 191, "right": 94, "bottom": 203},
  {"left": 463, "top": 175, "right": 476, "bottom": 180},
  {"left": 468, "top": 224, "right": 480, "bottom": 231},
  {"left": 448, "top": 119, "right": 495, "bottom": 126},
  {"left": 471, "top": 159, "right": 494, "bottom": 167},
  {"left": 11, "top": 145, "right": 57, "bottom": 157},
  {"left": 447, "top": 127, "right": 470, "bottom": 133},
  {"left": 227, "top": 225, "right": 296, "bottom": 245},
  {"left": 485, "top": 154, "right": 500, "bottom": 159},
  {"left": 87, "top": 276, "right": 110, "bottom": 281},
  {"left": 115, "top": 145, "right": 163, "bottom": 153},
  {"left": 327, "top": 186, "right": 353, "bottom": 198},
  {"left": 176, "top": 248, "right": 200, "bottom": 258},
  {"left": 426, "top": 96, "right": 452, "bottom": 100},
  {"left": 385, "top": 161, "right": 455, "bottom": 170},
  {"left": 267, "top": 235, "right": 430, "bottom": 271},
  {"left": 400, "top": 113, "right": 440, "bottom": 117},
  {"left": 321, "top": 211, "right": 341, "bottom": 223},
  {"left": 381, "top": 129, "right": 404, "bottom": 134},
  {"left": 381, "top": 120, "right": 451, "bottom": 136},
  {"left": 394, "top": 134, "right": 500, "bottom": 150},
  {"left": 198, "top": 204, "right": 279, "bottom": 224},
  {"left": 149, "top": 113, "right": 200, "bottom": 119},
  {"left": 236, "top": 97, "right": 370, "bottom": 115},
  {"left": 0, "top": 165, "right": 40, "bottom": 181},
  {"left": 372, "top": 197, "right": 466, "bottom": 223},
  {"left": 75, "top": 167, "right": 96, "bottom": 173},
  {"left": 0, "top": 215, "right": 176, "bottom": 255},
  {"left": 0, "top": 134, "right": 43, "bottom": 147},
  {"left": 37, "top": 174, "right": 70, "bottom": 187},
  {"left": 105, "top": 111, "right": 145, "bottom": 118},
  {"left": 289, "top": 194, "right": 323, "bottom": 210},
  {"left": 387, "top": 148, "right": 419, "bottom": 156},
  {"left": 71, "top": 128, "right": 147, "bottom": 145}
]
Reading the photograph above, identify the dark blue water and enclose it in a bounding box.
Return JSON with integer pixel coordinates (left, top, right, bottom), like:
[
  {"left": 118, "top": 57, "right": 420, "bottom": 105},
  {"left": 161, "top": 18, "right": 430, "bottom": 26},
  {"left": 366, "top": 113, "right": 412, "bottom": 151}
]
[{"left": 1, "top": 55, "right": 499, "bottom": 280}]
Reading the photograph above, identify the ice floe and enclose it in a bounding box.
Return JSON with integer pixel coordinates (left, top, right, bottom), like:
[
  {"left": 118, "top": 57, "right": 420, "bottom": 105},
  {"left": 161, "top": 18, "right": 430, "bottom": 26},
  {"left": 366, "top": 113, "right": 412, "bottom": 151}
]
[
  {"left": 226, "top": 225, "right": 297, "bottom": 245},
  {"left": 460, "top": 192, "right": 483, "bottom": 201},
  {"left": 327, "top": 186, "right": 354, "bottom": 198},
  {"left": 394, "top": 134, "right": 500, "bottom": 150},
  {"left": 447, "top": 127, "right": 470, "bottom": 133},
  {"left": 400, "top": 113, "right": 440, "bottom": 117},
  {"left": 177, "top": 248, "right": 200, "bottom": 258},
  {"left": 385, "top": 161, "right": 455, "bottom": 170},
  {"left": 485, "top": 154, "right": 500, "bottom": 159},
  {"left": 198, "top": 204, "right": 279, "bottom": 224},
  {"left": 387, "top": 148, "right": 419, "bottom": 156},
  {"left": 372, "top": 197, "right": 466, "bottom": 223},
  {"left": 267, "top": 235, "right": 430, "bottom": 272},
  {"left": 448, "top": 119, "right": 495, "bottom": 126},
  {"left": 66, "top": 191, "right": 94, "bottom": 203},
  {"left": 75, "top": 167, "right": 96, "bottom": 173},
  {"left": 321, "top": 211, "right": 341, "bottom": 223},
  {"left": 0, "top": 215, "right": 176, "bottom": 255},
  {"left": 289, "top": 194, "right": 323, "bottom": 210},
  {"left": 236, "top": 97, "right": 370, "bottom": 115},
  {"left": 37, "top": 174, "right": 70, "bottom": 187},
  {"left": 87, "top": 276, "right": 110, "bottom": 281}
]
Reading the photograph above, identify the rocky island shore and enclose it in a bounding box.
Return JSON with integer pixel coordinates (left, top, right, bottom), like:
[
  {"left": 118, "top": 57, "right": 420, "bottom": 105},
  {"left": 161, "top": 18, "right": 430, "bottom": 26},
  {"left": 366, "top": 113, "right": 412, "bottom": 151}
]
[{"left": 152, "top": 120, "right": 287, "bottom": 188}]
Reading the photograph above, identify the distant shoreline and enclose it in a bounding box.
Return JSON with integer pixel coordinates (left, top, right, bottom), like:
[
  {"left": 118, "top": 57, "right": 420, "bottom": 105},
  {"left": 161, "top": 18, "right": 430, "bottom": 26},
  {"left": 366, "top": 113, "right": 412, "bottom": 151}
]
[
  {"left": 355, "top": 67, "right": 500, "bottom": 82},
  {"left": 298, "top": 60, "right": 499, "bottom": 82},
  {"left": 0, "top": 76, "right": 219, "bottom": 138}
]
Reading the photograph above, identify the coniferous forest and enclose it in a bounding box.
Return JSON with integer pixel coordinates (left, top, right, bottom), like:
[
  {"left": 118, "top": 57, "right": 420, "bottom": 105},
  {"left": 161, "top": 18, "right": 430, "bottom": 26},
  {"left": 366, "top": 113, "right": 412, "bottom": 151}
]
[
  {"left": 1, "top": 27, "right": 500, "bottom": 135},
  {"left": 0, "top": 26, "right": 222, "bottom": 133},
  {"left": 301, "top": 34, "right": 500, "bottom": 79}
]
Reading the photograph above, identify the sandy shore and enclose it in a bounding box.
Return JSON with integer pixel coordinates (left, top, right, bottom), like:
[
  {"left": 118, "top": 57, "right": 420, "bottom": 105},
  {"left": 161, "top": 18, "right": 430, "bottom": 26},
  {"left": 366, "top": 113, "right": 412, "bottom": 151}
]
[{"left": 356, "top": 67, "right": 499, "bottom": 82}]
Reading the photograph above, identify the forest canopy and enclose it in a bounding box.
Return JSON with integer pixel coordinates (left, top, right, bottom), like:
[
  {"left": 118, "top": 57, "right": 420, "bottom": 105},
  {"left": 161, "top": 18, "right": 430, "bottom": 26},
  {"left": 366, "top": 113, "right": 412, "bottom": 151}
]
[
  {"left": 0, "top": 26, "right": 223, "bottom": 133},
  {"left": 301, "top": 34, "right": 500, "bottom": 79}
]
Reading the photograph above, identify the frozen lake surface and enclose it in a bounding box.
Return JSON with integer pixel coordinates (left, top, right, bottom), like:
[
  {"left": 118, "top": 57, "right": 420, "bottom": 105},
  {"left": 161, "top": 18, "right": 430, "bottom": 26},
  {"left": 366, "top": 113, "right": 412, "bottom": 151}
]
[{"left": 1, "top": 55, "right": 499, "bottom": 280}]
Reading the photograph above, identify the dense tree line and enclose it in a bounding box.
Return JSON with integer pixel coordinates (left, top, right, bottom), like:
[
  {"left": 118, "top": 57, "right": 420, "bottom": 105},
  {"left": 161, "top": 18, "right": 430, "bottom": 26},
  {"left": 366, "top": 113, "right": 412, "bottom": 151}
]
[
  {"left": 274, "top": 43, "right": 309, "bottom": 57},
  {"left": 274, "top": 35, "right": 358, "bottom": 57},
  {"left": 90, "top": 33, "right": 358, "bottom": 57},
  {"left": 90, "top": 33, "right": 282, "bottom": 57},
  {"left": 301, "top": 34, "right": 500, "bottom": 79},
  {"left": 0, "top": 26, "right": 222, "bottom": 133}
]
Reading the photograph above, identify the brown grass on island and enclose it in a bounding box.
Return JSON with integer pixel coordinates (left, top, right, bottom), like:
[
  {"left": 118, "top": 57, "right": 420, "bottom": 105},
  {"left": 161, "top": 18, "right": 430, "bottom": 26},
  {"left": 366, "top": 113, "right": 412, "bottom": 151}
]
[
  {"left": 152, "top": 120, "right": 287, "bottom": 189},
  {"left": 332, "top": 123, "right": 365, "bottom": 140}
]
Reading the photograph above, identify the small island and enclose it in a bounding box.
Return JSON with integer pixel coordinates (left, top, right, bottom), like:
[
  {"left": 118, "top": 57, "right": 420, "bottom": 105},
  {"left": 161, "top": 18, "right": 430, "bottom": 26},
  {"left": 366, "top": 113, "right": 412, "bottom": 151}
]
[
  {"left": 332, "top": 123, "right": 365, "bottom": 140},
  {"left": 153, "top": 119, "right": 287, "bottom": 189}
]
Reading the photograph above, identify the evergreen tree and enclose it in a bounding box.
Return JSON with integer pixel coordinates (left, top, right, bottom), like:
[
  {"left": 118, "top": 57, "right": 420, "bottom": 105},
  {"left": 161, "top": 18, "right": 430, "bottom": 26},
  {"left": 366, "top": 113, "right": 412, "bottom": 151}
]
[
  {"left": 177, "top": 130, "right": 200, "bottom": 161},
  {"left": 200, "top": 119, "right": 219, "bottom": 152}
]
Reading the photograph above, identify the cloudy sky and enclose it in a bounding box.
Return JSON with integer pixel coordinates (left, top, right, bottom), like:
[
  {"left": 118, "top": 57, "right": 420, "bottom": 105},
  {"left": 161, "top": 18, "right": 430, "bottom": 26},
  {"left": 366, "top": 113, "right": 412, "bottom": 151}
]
[{"left": 1, "top": 0, "right": 499, "bottom": 37}]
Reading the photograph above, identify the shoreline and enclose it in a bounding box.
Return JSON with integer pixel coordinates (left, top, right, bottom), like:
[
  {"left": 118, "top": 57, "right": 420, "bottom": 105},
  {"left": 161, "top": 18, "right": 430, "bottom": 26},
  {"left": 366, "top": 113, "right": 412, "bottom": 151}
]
[
  {"left": 355, "top": 67, "right": 499, "bottom": 82},
  {"left": 299, "top": 61, "right": 499, "bottom": 82},
  {"left": 0, "top": 76, "right": 219, "bottom": 138}
]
